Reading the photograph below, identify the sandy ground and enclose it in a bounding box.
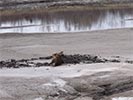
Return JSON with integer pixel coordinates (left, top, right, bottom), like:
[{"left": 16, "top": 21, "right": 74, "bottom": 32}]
[
  {"left": 0, "top": 28, "right": 133, "bottom": 60},
  {"left": 0, "top": 63, "right": 133, "bottom": 100},
  {"left": 0, "top": 28, "right": 133, "bottom": 100}
]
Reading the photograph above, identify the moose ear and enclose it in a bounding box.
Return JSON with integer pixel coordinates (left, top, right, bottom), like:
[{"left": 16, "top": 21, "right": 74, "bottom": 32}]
[
  {"left": 52, "top": 53, "right": 56, "bottom": 56},
  {"left": 59, "top": 51, "right": 63, "bottom": 55}
]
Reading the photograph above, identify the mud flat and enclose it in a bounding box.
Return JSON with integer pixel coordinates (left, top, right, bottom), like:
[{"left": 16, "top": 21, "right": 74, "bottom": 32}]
[
  {"left": 0, "top": 63, "right": 133, "bottom": 100},
  {"left": 0, "top": 1, "right": 133, "bottom": 99},
  {"left": 0, "top": 28, "right": 133, "bottom": 60},
  {"left": 0, "top": 28, "right": 133, "bottom": 100}
]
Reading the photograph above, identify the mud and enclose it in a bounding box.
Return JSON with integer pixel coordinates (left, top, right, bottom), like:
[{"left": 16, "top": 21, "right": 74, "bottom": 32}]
[
  {"left": 65, "top": 73, "right": 133, "bottom": 100},
  {"left": 1, "top": 69, "right": 133, "bottom": 100},
  {"left": 0, "top": 54, "right": 129, "bottom": 68}
]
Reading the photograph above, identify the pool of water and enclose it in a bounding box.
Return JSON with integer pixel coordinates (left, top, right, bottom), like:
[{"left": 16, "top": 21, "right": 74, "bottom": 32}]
[
  {"left": 112, "top": 97, "right": 133, "bottom": 100},
  {"left": 0, "top": 8, "right": 133, "bottom": 33}
]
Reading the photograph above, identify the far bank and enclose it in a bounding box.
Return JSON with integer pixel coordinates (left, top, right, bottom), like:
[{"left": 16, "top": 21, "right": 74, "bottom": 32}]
[{"left": 0, "top": 0, "right": 133, "bottom": 16}]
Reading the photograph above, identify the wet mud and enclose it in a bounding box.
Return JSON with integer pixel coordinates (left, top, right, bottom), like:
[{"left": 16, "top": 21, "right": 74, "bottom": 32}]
[{"left": 0, "top": 54, "right": 129, "bottom": 68}]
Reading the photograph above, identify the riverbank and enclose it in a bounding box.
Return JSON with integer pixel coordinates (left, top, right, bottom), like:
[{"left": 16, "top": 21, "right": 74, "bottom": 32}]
[
  {"left": 0, "top": 28, "right": 133, "bottom": 100},
  {"left": 0, "top": 0, "right": 133, "bottom": 16},
  {"left": 0, "top": 1, "right": 133, "bottom": 99}
]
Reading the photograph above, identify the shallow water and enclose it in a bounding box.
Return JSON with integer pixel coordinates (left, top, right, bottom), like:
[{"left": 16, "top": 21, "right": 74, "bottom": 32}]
[
  {"left": 112, "top": 97, "right": 133, "bottom": 100},
  {"left": 0, "top": 8, "right": 133, "bottom": 33}
]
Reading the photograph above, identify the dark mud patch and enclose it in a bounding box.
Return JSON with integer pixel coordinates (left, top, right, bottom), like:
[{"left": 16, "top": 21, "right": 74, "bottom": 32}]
[{"left": 0, "top": 54, "right": 122, "bottom": 68}]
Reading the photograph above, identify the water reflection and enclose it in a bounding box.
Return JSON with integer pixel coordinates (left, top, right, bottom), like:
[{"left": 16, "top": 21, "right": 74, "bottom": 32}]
[
  {"left": 0, "top": 8, "right": 133, "bottom": 33},
  {"left": 112, "top": 97, "right": 133, "bottom": 100}
]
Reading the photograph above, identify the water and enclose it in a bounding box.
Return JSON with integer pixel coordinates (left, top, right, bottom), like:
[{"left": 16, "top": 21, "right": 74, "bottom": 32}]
[
  {"left": 112, "top": 97, "right": 133, "bottom": 100},
  {"left": 0, "top": 8, "right": 133, "bottom": 33}
]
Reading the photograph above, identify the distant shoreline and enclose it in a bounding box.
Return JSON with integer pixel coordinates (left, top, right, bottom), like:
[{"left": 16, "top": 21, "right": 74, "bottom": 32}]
[{"left": 0, "top": 1, "right": 133, "bottom": 16}]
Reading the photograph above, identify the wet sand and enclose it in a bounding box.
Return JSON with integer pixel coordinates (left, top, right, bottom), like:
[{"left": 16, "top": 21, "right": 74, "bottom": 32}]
[
  {"left": 0, "top": 28, "right": 133, "bottom": 60},
  {"left": 0, "top": 28, "right": 133, "bottom": 100},
  {"left": 0, "top": 63, "right": 133, "bottom": 100}
]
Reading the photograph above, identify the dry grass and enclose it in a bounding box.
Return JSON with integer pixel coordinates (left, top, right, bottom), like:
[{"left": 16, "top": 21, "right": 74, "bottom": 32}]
[{"left": 0, "top": 3, "right": 133, "bottom": 17}]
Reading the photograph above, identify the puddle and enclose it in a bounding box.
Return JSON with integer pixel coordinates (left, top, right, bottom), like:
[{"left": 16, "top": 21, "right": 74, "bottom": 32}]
[
  {"left": 112, "top": 97, "right": 133, "bottom": 100},
  {"left": 0, "top": 8, "right": 133, "bottom": 33}
]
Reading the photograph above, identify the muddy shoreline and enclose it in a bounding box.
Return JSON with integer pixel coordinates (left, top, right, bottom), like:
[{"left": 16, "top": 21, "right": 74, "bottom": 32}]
[
  {"left": 1, "top": 63, "right": 133, "bottom": 100},
  {"left": 0, "top": 1, "right": 133, "bottom": 99},
  {"left": 0, "top": 27, "right": 133, "bottom": 100},
  {"left": 0, "top": 28, "right": 133, "bottom": 60},
  {"left": 0, "top": 54, "right": 123, "bottom": 68},
  {"left": 0, "top": 27, "right": 133, "bottom": 99}
]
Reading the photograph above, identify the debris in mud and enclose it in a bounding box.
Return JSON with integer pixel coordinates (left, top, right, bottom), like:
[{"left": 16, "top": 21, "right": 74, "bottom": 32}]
[
  {"left": 62, "top": 54, "right": 106, "bottom": 64},
  {"left": 125, "top": 60, "right": 133, "bottom": 64},
  {"left": 0, "top": 52, "right": 131, "bottom": 68},
  {"left": 0, "top": 54, "right": 104, "bottom": 68}
]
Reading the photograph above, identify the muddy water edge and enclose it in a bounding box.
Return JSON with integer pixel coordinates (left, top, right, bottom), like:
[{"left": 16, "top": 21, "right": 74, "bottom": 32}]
[
  {"left": 0, "top": 1, "right": 133, "bottom": 33},
  {"left": 0, "top": 7, "right": 133, "bottom": 33}
]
